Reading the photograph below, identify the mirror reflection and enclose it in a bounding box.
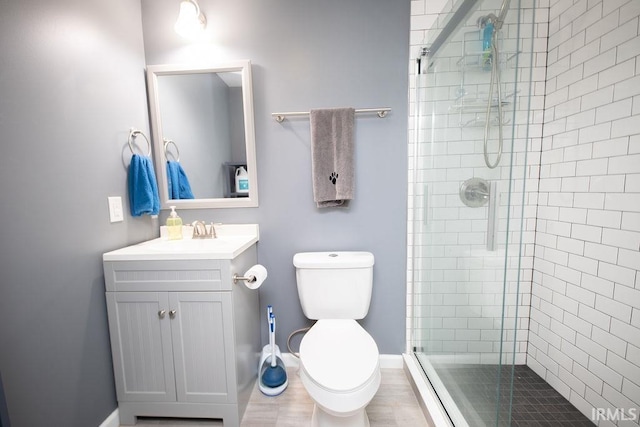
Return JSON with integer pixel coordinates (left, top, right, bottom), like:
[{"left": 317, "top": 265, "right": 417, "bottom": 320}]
[{"left": 147, "top": 60, "right": 258, "bottom": 209}]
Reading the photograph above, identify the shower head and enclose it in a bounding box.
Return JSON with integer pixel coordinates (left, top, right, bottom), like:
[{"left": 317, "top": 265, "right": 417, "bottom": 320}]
[{"left": 496, "top": 0, "right": 512, "bottom": 27}]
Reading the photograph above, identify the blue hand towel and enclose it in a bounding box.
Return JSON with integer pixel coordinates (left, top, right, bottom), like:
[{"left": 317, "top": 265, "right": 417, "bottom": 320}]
[
  {"left": 167, "top": 160, "right": 194, "bottom": 200},
  {"left": 127, "top": 154, "right": 160, "bottom": 217}
]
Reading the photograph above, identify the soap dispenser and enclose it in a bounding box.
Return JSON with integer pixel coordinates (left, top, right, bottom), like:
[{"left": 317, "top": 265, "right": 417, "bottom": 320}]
[{"left": 166, "top": 206, "right": 183, "bottom": 240}]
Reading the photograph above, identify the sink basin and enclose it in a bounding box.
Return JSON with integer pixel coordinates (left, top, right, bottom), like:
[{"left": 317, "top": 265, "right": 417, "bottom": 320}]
[{"left": 103, "top": 224, "right": 259, "bottom": 261}]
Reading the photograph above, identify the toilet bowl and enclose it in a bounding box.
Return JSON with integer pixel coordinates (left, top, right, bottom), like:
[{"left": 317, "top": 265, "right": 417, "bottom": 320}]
[{"left": 299, "top": 319, "right": 381, "bottom": 427}]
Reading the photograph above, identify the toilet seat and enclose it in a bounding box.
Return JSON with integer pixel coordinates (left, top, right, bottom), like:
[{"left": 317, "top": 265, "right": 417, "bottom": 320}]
[{"left": 300, "top": 319, "right": 379, "bottom": 393}]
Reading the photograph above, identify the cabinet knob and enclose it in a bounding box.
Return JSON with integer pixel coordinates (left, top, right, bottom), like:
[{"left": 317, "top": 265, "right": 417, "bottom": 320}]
[
  {"left": 158, "top": 310, "right": 166, "bottom": 319},
  {"left": 169, "top": 310, "right": 177, "bottom": 318}
]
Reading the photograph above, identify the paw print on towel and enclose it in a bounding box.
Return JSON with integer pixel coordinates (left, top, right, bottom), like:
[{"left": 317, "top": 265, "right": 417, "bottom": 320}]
[{"left": 329, "top": 172, "right": 339, "bottom": 185}]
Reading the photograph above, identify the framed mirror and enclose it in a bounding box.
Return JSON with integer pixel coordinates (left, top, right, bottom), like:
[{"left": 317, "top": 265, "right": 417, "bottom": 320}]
[{"left": 146, "top": 60, "right": 258, "bottom": 209}]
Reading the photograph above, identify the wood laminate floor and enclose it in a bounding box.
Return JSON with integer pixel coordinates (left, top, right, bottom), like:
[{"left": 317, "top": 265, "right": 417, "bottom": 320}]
[{"left": 126, "top": 368, "right": 430, "bottom": 427}]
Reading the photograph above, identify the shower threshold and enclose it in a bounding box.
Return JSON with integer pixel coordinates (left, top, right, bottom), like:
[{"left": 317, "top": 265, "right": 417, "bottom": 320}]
[{"left": 405, "top": 353, "right": 594, "bottom": 426}]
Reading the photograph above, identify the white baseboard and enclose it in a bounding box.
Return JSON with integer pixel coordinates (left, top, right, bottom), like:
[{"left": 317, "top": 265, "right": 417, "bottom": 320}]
[
  {"left": 281, "top": 352, "right": 300, "bottom": 368},
  {"left": 380, "top": 354, "right": 404, "bottom": 369},
  {"left": 98, "top": 409, "right": 119, "bottom": 427},
  {"left": 281, "top": 353, "right": 403, "bottom": 369}
]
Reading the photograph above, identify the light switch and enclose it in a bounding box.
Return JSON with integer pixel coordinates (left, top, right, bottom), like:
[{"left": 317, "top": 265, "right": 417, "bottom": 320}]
[{"left": 108, "top": 196, "right": 124, "bottom": 223}]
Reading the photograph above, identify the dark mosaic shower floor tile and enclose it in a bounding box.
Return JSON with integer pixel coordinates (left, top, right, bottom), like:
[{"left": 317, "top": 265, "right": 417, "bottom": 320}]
[{"left": 432, "top": 364, "right": 594, "bottom": 426}]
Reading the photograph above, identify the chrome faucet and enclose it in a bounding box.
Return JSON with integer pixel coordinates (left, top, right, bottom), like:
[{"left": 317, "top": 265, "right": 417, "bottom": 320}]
[{"left": 192, "top": 221, "right": 217, "bottom": 239}]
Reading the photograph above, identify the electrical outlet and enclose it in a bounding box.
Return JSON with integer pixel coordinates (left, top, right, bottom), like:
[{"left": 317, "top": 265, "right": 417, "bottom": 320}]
[{"left": 108, "top": 196, "right": 124, "bottom": 223}]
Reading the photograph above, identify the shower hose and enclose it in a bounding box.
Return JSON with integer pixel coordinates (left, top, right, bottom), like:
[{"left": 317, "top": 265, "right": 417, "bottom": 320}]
[{"left": 484, "top": 28, "right": 503, "bottom": 169}]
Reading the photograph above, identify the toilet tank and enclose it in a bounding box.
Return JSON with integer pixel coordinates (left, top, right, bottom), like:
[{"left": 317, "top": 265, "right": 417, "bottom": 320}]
[{"left": 293, "top": 251, "right": 375, "bottom": 320}]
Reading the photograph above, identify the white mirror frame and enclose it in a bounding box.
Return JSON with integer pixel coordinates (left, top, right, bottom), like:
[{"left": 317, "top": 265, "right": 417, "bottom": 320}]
[{"left": 146, "top": 60, "right": 258, "bottom": 209}]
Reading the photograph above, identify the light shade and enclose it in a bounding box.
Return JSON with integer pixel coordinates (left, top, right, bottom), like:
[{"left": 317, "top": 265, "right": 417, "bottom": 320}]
[{"left": 174, "top": 0, "right": 206, "bottom": 40}]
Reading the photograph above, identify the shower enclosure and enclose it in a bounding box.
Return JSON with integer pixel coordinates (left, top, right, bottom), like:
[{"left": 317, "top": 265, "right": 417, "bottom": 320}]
[{"left": 409, "top": 0, "right": 538, "bottom": 425}]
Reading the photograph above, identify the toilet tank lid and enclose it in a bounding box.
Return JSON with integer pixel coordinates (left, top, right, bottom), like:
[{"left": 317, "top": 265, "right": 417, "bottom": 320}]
[{"left": 293, "top": 251, "right": 374, "bottom": 268}]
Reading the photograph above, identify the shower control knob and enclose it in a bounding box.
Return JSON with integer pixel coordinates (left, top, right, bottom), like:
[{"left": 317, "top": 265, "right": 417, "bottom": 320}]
[{"left": 460, "top": 177, "right": 490, "bottom": 208}]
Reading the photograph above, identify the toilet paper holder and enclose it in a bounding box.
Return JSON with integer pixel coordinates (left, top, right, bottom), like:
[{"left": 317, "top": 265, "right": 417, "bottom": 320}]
[
  {"left": 233, "top": 264, "right": 267, "bottom": 289},
  {"left": 233, "top": 273, "right": 257, "bottom": 284}
]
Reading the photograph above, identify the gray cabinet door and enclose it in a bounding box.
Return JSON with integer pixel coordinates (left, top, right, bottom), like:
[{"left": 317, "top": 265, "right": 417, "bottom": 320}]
[
  {"left": 106, "top": 292, "right": 176, "bottom": 402},
  {"left": 170, "top": 292, "right": 236, "bottom": 404}
]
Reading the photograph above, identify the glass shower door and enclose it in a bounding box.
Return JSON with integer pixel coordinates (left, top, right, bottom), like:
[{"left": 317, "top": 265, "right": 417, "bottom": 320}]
[{"left": 410, "top": 0, "right": 535, "bottom": 425}]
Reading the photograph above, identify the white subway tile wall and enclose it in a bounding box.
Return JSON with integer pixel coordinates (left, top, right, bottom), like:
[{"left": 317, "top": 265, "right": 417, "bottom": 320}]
[
  {"left": 529, "top": 0, "right": 640, "bottom": 422},
  {"left": 408, "top": 0, "right": 639, "bottom": 423},
  {"left": 408, "top": 0, "right": 545, "bottom": 365}
]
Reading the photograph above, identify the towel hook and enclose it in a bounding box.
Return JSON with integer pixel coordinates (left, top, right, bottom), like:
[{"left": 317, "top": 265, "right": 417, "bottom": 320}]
[
  {"left": 128, "top": 129, "right": 151, "bottom": 157},
  {"left": 163, "top": 139, "right": 180, "bottom": 162}
]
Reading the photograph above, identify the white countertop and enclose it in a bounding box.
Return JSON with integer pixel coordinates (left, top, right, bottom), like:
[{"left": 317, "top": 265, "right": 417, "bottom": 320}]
[{"left": 103, "top": 224, "right": 259, "bottom": 261}]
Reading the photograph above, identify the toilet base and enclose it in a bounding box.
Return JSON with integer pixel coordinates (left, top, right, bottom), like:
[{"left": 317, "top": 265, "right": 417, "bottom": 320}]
[{"left": 311, "top": 404, "right": 370, "bottom": 427}]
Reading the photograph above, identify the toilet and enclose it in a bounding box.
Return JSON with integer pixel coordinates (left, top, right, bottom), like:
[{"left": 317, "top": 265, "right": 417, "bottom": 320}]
[{"left": 293, "top": 251, "right": 381, "bottom": 427}]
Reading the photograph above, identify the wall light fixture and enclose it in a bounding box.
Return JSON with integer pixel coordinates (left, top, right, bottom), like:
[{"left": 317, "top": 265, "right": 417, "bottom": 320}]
[{"left": 174, "top": 0, "right": 206, "bottom": 40}]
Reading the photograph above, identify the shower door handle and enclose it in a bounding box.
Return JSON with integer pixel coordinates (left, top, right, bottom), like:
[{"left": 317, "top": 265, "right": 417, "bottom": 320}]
[{"left": 487, "top": 180, "right": 499, "bottom": 251}]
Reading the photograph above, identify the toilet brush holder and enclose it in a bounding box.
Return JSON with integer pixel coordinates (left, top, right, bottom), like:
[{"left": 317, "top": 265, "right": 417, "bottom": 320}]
[{"left": 258, "top": 344, "right": 288, "bottom": 396}]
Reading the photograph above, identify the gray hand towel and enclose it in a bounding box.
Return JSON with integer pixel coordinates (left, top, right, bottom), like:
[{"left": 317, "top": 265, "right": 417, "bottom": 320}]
[{"left": 310, "top": 107, "right": 355, "bottom": 208}]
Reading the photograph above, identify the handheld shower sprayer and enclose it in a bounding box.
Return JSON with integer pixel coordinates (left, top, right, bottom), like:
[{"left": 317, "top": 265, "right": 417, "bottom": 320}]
[{"left": 478, "top": 0, "right": 511, "bottom": 169}]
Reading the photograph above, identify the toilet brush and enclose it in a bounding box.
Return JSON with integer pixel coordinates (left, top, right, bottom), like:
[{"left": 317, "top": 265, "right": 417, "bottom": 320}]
[{"left": 261, "top": 313, "right": 287, "bottom": 388}]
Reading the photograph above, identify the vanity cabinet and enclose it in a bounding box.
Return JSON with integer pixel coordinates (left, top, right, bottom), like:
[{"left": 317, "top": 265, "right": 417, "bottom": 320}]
[{"left": 103, "top": 245, "right": 259, "bottom": 427}]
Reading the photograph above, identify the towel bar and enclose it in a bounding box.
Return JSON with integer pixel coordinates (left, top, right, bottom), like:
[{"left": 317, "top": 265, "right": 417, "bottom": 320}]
[
  {"left": 128, "top": 129, "right": 151, "bottom": 156},
  {"left": 272, "top": 107, "right": 391, "bottom": 123}
]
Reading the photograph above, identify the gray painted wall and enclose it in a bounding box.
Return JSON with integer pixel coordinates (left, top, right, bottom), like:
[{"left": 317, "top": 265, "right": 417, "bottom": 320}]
[
  {"left": 0, "top": 0, "right": 156, "bottom": 426},
  {"left": 142, "top": 0, "right": 411, "bottom": 354},
  {"left": 0, "top": 1, "right": 409, "bottom": 425}
]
